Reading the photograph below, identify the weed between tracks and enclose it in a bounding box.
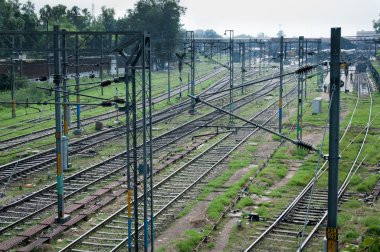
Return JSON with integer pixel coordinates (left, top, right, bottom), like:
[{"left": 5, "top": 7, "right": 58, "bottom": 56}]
[
  {"left": 160, "top": 75, "right": 379, "bottom": 251},
  {"left": 155, "top": 79, "right": 297, "bottom": 251}
]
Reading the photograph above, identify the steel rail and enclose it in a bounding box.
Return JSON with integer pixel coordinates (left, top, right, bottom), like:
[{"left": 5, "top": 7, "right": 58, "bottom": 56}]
[
  {"left": 0, "top": 74, "right": 286, "bottom": 237},
  {"left": 60, "top": 80, "right": 298, "bottom": 252},
  {"left": 0, "top": 68, "right": 224, "bottom": 151},
  {"left": 244, "top": 73, "right": 373, "bottom": 252},
  {"left": 297, "top": 73, "right": 373, "bottom": 251},
  {"left": 0, "top": 69, "right": 274, "bottom": 184}
]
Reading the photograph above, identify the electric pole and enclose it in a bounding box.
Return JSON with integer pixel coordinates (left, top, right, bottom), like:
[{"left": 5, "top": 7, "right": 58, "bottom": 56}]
[
  {"left": 168, "top": 39, "right": 171, "bottom": 101},
  {"left": 187, "top": 31, "right": 195, "bottom": 114},
  {"left": 297, "top": 36, "right": 304, "bottom": 140},
  {"left": 53, "top": 25, "right": 69, "bottom": 224},
  {"left": 241, "top": 42, "right": 246, "bottom": 95},
  {"left": 11, "top": 36, "right": 16, "bottom": 118},
  {"left": 279, "top": 36, "right": 284, "bottom": 134},
  {"left": 62, "top": 29, "right": 69, "bottom": 171},
  {"left": 74, "top": 33, "right": 81, "bottom": 135},
  {"left": 225, "top": 29, "right": 234, "bottom": 121},
  {"left": 326, "top": 27, "right": 341, "bottom": 252}
]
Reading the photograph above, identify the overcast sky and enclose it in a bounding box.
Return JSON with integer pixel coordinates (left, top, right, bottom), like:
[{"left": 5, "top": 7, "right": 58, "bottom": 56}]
[{"left": 32, "top": 0, "right": 379, "bottom": 37}]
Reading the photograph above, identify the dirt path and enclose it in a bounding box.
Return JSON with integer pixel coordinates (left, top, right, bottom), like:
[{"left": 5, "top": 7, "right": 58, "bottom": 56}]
[
  {"left": 154, "top": 193, "right": 214, "bottom": 250},
  {"left": 155, "top": 133, "right": 277, "bottom": 251},
  {"left": 155, "top": 89, "right": 352, "bottom": 251},
  {"left": 209, "top": 218, "right": 237, "bottom": 252}
]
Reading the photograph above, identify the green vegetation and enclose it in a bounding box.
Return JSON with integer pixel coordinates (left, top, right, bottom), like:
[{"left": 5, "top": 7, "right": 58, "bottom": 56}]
[{"left": 175, "top": 230, "right": 203, "bottom": 252}]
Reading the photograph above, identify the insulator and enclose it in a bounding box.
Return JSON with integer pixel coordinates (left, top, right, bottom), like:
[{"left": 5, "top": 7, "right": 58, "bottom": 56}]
[
  {"left": 295, "top": 65, "right": 314, "bottom": 74},
  {"left": 297, "top": 140, "right": 314, "bottom": 151},
  {"left": 100, "top": 80, "right": 112, "bottom": 87},
  {"left": 100, "top": 101, "right": 113, "bottom": 107}
]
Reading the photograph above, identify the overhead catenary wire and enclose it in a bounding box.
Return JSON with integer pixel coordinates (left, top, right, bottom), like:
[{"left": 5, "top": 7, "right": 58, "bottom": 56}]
[
  {"left": 189, "top": 93, "right": 317, "bottom": 152},
  {"left": 0, "top": 101, "right": 123, "bottom": 107},
  {"left": 297, "top": 75, "right": 374, "bottom": 251},
  {"left": 199, "top": 64, "right": 319, "bottom": 99}
]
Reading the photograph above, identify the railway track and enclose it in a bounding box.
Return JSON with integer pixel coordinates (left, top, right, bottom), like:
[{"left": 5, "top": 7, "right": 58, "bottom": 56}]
[
  {"left": 0, "top": 67, "right": 272, "bottom": 185},
  {"left": 0, "top": 105, "right": 96, "bottom": 138},
  {"left": 0, "top": 74, "right": 290, "bottom": 248},
  {"left": 0, "top": 68, "right": 225, "bottom": 152},
  {"left": 60, "top": 79, "right": 298, "bottom": 252},
  {"left": 0, "top": 69, "right": 235, "bottom": 184},
  {"left": 244, "top": 73, "right": 373, "bottom": 252}
]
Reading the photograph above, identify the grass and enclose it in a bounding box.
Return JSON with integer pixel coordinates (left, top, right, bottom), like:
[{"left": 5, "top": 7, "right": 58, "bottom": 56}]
[
  {"left": 175, "top": 229, "right": 203, "bottom": 252},
  {"left": 371, "top": 60, "right": 380, "bottom": 73},
  {"left": 222, "top": 72, "right": 380, "bottom": 251},
  {"left": 0, "top": 63, "right": 227, "bottom": 167},
  {"left": 355, "top": 174, "right": 380, "bottom": 193},
  {"left": 203, "top": 144, "right": 259, "bottom": 220},
  {"left": 0, "top": 57, "right": 221, "bottom": 133},
  {"left": 235, "top": 196, "right": 255, "bottom": 209}
]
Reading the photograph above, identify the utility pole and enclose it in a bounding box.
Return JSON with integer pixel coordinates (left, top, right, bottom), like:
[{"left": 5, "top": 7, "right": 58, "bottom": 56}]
[
  {"left": 46, "top": 20, "right": 50, "bottom": 88},
  {"left": 74, "top": 33, "right": 81, "bottom": 135},
  {"left": 241, "top": 42, "right": 246, "bottom": 95},
  {"left": 187, "top": 31, "right": 195, "bottom": 114},
  {"left": 115, "top": 34, "right": 119, "bottom": 77},
  {"left": 253, "top": 40, "right": 256, "bottom": 69},
  {"left": 279, "top": 36, "right": 284, "bottom": 134},
  {"left": 11, "top": 36, "right": 16, "bottom": 118},
  {"left": 225, "top": 29, "right": 234, "bottom": 121},
  {"left": 167, "top": 39, "right": 171, "bottom": 101},
  {"left": 131, "top": 67, "right": 139, "bottom": 251},
  {"left": 305, "top": 39, "right": 308, "bottom": 100},
  {"left": 62, "top": 29, "right": 69, "bottom": 171},
  {"left": 297, "top": 36, "right": 304, "bottom": 141},
  {"left": 100, "top": 37, "right": 104, "bottom": 95},
  {"left": 249, "top": 38, "right": 252, "bottom": 70},
  {"left": 305, "top": 40, "right": 308, "bottom": 65},
  {"left": 317, "top": 39, "right": 323, "bottom": 90},
  {"left": 187, "top": 71, "right": 190, "bottom": 94},
  {"left": 125, "top": 64, "right": 132, "bottom": 252},
  {"left": 259, "top": 41, "right": 263, "bottom": 76},
  {"left": 53, "top": 25, "right": 69, "bottom": 224},
  {"left": 147, "top": 36, "right": 154, "bottom": 252},
  {"left": 326, "top": 27, "right": 341, "bottom": 252},
  {"left": 19, "top": 39, "right": 23, "bottom": 76}
]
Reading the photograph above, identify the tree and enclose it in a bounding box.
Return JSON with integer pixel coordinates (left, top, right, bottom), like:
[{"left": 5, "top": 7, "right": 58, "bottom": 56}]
[
  {"left": 235, "top": 34, "right": 251, "bottom": 38},
  {"left": 204, "top": 29, "right": 221, "bottom": 38},
  {"left": 0, "top": 0, "right": 25, "bottom": 30},
  {"left": 257, "top": 32, "right": 268, "bottom": 38},
  {"left": 194, "top": 29, "right": 221, "bottom": 38},
  {"left": 125, "top": 0, "right": 186, "bottom": 68},
  {"left": 51, "top": 4, "right": 67, "bottom": 22},
  {"left": 100, "top": 7, "right": 116, "bottom": 31},
  {"left": 21, "top": 1, "right": 38, "bottom": 30},
  {"left": 277, "top": 29, "right": 285, "bottom": 38},
  {"left": 374, "top": 13, "right": 380, "bottom": 33},
  {"left": 194, "top": 29, "right": 204, "bottom": 38},
  {"left": 39, "top": 4, "right": 52, "bottom": 26}
]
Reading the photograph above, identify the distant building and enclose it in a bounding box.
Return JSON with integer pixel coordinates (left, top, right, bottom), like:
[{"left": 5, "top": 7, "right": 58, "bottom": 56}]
[{"left": 356, "top": 30, "right": 377, "bottom": 39}]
